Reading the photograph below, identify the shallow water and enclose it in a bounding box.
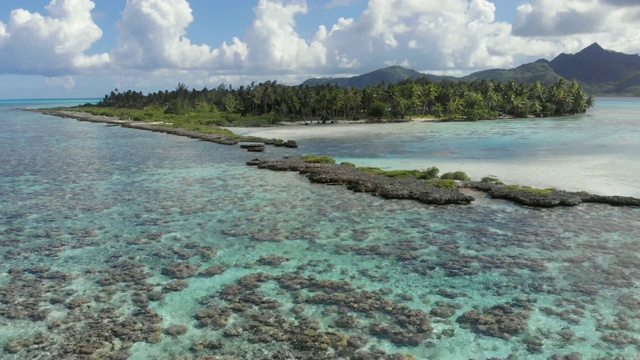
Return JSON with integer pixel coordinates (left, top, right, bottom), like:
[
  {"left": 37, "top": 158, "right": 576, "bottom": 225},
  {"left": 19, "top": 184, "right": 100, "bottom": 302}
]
[
  {"left": 1, "top": 100, "right": 640, "bottom": 359},
  {"left": 238, "top": 97, "right": 640, "bottom": 197}
]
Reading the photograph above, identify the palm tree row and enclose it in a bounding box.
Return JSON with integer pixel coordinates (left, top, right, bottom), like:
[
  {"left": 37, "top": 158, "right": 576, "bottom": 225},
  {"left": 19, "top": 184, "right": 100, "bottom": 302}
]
[{"left": 98, "top": 78, "right": 594, "bottom": 121}]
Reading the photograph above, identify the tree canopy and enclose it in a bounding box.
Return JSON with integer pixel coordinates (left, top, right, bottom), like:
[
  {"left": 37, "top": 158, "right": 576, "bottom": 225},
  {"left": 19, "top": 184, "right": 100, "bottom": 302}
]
[{"left": 97, "top": 77, "right": 594, "bottom": 123}]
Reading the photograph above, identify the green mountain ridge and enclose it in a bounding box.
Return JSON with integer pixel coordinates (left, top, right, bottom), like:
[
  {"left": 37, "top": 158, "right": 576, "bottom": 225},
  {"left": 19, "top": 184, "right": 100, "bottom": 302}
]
[
  {"left": 459, "top": 61, "right": 563, "bottom": 84},
  {"left": 550, "top": 43, "right": 640, "bottom": 95},
  {"left": 302, "top": 66, "right": 449, "bottom": 87},
  {"left": 301, "top": 43, "right": 640, "bottom": 96}
]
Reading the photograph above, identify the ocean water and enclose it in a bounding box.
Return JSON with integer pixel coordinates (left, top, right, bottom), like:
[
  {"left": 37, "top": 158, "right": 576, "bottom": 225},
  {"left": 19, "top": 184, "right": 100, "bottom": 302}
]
[{"left": 1, "top": 99, "right": 639, "bottom": 359}]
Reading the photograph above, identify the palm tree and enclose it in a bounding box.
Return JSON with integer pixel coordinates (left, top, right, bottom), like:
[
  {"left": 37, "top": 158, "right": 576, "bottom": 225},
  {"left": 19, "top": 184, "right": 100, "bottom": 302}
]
[
  {"left": 484, "top": 89, "right": 500, "bottom": 113},
  {"left": 446, "top": 98, "right": 464, "bottom": 119},
  {"left": 287, "top": 89, "right": 301, "bottom": 121},
  {"left": 421, "top": 83, "right": 438, "bottom": 115},
  {"left": 507, "top": 95, "right": 528, "bottom": 117}
]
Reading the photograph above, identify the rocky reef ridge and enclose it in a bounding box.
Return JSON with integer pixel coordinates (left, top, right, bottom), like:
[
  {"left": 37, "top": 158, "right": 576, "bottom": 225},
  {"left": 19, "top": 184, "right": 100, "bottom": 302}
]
[
  {"left": 463, "top": 181, "right": 640, "bottom": 207},
  {"left": 248, "top": 157, "right": 475, "bottom": 205},
  {"left": 249, "top": 157, "right": 640, "bottom": 208}
]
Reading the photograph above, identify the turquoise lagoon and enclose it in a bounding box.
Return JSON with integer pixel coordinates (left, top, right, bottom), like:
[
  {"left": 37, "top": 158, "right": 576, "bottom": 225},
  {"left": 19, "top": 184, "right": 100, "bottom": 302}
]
[{"left": 0, "top": 99, "right": 639, "bottom": 359}]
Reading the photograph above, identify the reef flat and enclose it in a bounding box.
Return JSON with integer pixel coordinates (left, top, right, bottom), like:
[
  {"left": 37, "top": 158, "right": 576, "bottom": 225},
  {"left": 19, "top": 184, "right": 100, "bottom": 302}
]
[{"left": 2, "top": 103, "right": 640, "bottom": 359}]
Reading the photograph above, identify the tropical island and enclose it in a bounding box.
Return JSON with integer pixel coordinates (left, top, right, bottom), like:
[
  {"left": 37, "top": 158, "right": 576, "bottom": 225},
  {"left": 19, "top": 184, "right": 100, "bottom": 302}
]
[
  {"left": 36, "top": 75, "right": 640, "bottom": 208},
  {"left": 57, "top": 77, "right": 593, "bottom": 128},
  {"left": 38, "top": 41, "right": 640, "bottom": 207},
  {"left": 49, "top": 43, "right": 640, "bottom": 130}
]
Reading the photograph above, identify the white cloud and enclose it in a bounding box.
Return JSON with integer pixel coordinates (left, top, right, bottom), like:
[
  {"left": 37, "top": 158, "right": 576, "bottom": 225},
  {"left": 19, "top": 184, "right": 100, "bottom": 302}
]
[
  {"left": 511, "top": 0, "right": 640, "bottom": 54},
  {"left": 312, "top": 0, "right": 518, "bottom": 72},
  {"left": 512, "top": 0, "right": 605, "bottom": 37},
  {"left": 0, "top": 22, "right": 7, "bottom": 45},
  {"left": 45, "top": 75, "right": 76, "bottom": 90},
  {"left": 244, "top": 0, "right": 327, "bottom": 71},
  {"left": 112, "top": 0, "right": 215, "bottom": 69},
  {"left": 0, "top": 0, "right": 109, "bottom": 76},
  {"left": 110, "top": 0, "right": 251, "bottom": 71},
  {"left": 2, "top": 0, "right": 640, "bottom": 94},
  {"left": 108, "top": 0, "right": 330, "bottom": 75},
  {"left": 214, "top": 37, "right": 249, "bottom": 68},
  {"left": 307, "top": 0, "right": 640, "bottom": 75}
]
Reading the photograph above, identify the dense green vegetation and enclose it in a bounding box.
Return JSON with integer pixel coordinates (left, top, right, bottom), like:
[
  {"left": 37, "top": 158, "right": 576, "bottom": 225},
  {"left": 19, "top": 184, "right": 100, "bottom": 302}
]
[
  {"left": 440, "top": 171, "right": 471, "bottom": 181},
  {"left": 300, "top": 158, "right": 470, "bottom": 185},
  {"left": 481, "top": 175, "right": 505, "bottom": 185},
  {"left": 65, "top": 105, "right": 242, "bottom": 137},
  {"left": 301, "top": 155, "right": 336, "bottom": 164},
  {"left": 504, "top": 185, "right": 556, "bottom": 195},
  {"left": 88, "top": 77, "right": 594, "bottom": 126},
  {"left": 356, "top": 166, "right": 441, "bottom": 179},
  {"left": 295, "top": 157, "right": 572, "bottom": 193},
  {"left": 426, "top": 179, "right": 458, "bottom": 189},
  {"left": 478, "top": 176, "right": 556, "bottom": 194}
]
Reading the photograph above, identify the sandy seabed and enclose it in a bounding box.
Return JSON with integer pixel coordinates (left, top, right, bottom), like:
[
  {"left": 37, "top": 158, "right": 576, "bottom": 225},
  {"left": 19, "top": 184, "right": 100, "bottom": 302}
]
[{"left": 230, "top": 120, "right": 431, "bottom": 140}]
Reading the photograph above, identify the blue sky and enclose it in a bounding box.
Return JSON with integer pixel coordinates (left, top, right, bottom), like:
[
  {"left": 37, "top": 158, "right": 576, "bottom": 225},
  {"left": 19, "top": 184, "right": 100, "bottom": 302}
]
[{"left": 0, "top": 0, "right": 638, "bottom": 99}]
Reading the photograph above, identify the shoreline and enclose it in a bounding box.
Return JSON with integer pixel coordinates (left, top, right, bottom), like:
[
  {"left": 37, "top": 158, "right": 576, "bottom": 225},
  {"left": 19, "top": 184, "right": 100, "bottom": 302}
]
[
  {"left": 33, "top": 108, "right": 640, "bottom": 207},
  {"left": 33, "top": 109, "right": 298, "bottom": 148}
]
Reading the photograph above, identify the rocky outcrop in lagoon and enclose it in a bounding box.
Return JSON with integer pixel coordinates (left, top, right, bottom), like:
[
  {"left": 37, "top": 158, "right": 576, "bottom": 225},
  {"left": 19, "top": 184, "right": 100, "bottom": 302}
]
[
  {"left": 249, "top": 157, "right": 640, "bottom": 208},
  {"left": 240, "top": 143, "right": 266, "bottom": 152},
  {"left": 247, "top": 157, "right": 475, "bottom": 205},
  {"left": 463, "top": 181, "right": 640, "bottom": 207}
]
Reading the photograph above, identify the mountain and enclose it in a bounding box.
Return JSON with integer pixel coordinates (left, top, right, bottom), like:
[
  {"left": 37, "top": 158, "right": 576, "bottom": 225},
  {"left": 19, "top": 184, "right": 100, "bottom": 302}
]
[
  {"left": 549, "top": 43, "right": 640, "bottom": 95},
  {"left": 460, "top": 61, "right": 563, "bottom": 84},
  {"left": 301, "top": 66, "right": 448, "bottom": 87},
  {"left": 300, "top": 43, "right": 640, "bottom": 95}
]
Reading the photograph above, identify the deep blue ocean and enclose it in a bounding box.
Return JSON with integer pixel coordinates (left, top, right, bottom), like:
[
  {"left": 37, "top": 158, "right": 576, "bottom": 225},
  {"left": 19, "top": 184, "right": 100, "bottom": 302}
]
[{"left": 1, "top": 99, "right": 639, "bottom": 359}]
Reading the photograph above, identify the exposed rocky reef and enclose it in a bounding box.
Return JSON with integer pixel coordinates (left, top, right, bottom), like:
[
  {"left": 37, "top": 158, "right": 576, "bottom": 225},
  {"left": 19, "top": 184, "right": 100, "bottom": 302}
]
[
  {"left": 463, "top": 181, "right": 640, "bottom": 207},
  {"left": 247, "top": 157, "right": 475, "bottom": 205},
  {"left": 248, "top": 157, "right": 640, "bottom": 208},
  {"left": 240, "top": 143, "right": 266, "bottom": 152}
]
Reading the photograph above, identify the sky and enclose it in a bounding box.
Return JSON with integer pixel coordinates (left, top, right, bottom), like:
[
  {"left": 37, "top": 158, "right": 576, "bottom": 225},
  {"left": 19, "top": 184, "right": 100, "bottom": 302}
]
[{"left": 0, "top": 0, "right": 639, "bottom": 99}]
